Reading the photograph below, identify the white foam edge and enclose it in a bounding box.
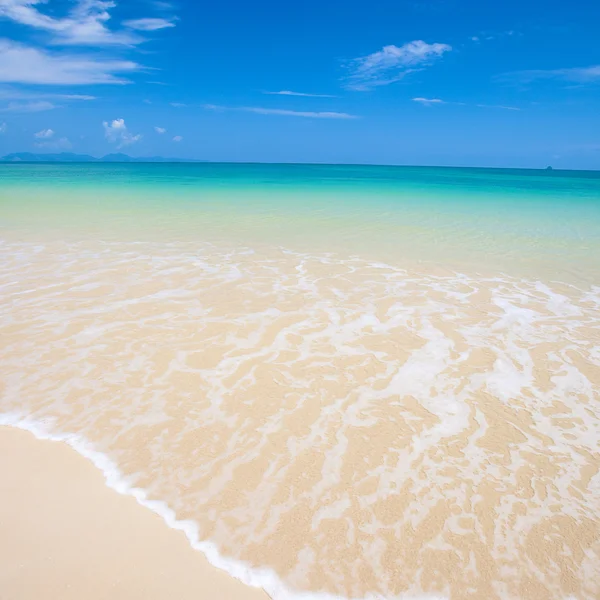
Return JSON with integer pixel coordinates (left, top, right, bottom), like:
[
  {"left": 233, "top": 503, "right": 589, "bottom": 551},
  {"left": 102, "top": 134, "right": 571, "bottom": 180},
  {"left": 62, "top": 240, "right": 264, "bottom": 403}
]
[{"left": 0, "top": 412, "right": 448, "bottom": 600}]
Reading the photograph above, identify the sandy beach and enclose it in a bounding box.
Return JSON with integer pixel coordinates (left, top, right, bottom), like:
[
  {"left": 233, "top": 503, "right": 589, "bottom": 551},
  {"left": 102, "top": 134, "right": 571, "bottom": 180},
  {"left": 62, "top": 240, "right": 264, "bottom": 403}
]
[
  {"left": 0, "top": 426, "right": 269, "bottom": 600},
  {"left": 1, "top": 164, "right": 599, "bottom": 599}
]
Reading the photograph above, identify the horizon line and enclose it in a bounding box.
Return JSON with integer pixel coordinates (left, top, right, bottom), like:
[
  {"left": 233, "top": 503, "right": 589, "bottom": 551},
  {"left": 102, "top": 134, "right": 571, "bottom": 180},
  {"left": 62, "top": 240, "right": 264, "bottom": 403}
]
[{"left": 0, "top": 155, "right": 595, "bottom": 172}]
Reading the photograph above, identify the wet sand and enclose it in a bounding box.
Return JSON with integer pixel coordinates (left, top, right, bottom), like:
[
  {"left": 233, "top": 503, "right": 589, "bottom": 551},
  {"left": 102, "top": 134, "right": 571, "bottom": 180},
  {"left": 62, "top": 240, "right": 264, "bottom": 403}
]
[
  {"left": 0, "top": 426, "right": 270, "bottom": 600},
  {"left": 1, "top": 239, "right": 600, "bottom": 599}
]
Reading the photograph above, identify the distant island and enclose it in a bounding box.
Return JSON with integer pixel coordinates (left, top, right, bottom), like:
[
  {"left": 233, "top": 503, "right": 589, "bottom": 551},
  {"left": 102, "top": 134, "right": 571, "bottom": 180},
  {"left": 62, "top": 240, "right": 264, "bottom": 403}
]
[{"left": 0, "top": 152, "right": 202, "bottom": 163}]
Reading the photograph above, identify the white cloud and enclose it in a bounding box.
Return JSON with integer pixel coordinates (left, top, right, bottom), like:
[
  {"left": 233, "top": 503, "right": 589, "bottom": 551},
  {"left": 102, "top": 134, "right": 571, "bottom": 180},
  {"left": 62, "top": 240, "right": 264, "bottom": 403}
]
[
  {"left": 172, "top": 135, "right": 182, "bottom": 142},
  {"left": 475, "top": 103, "right": 520, "bottom": 111},
  {"left": 263, "top": 90, "right": 337, "bottom": 98},
  {"left": 35, "top": 136, "right": 72, "bottom": 149},
  {"left": 203, "top": 104, "right": 358, "bottom": 119},
  {"left": 0, "top": 122, "right": 6, "bottom": 133},
  {"left": 170, "top": 102, "right": 186, "bottom": 107},
  {"left": 0, "top": 39, "right": 139, "bottom": 84},
  {"left": 0, "top": 87, "right": 94, "bottom": 111},
  {"left": 501, "top": 65, "right": 600, "bottom": 84},
  {"left": 103, "top": 118, "right": 142, "bottom": 148},
  {"left": 104, "top": 117, "right": 126, "bottom": 133},
  {"left": 412, "top": 97, "right": 520, "bottom": 111},
  {"left": 344, "top": 40, "right": 452, "bottom": 90},
  {"left": 34, "top": 128, "right": 54, "bottom": 138},
  {"left": 0, "top": 86, "right": 95, "bottom": 100},
  {"left": 412, "top": 97, "right": 446, "bottom": 105},
  {"left": 123, "top": 17, "right": 176, "bottom": 31},
  {"left": 154, "top": 126, "right": 166, "bottom": 133},
  {"left": 246, "top": 107, "right": 357, "bottom": 119},
  {"left": 0, "top": 100, "right": 56, "bottom": 112},
  {"left": 0, "top": 0, "right": 142, "bottom": 46}
]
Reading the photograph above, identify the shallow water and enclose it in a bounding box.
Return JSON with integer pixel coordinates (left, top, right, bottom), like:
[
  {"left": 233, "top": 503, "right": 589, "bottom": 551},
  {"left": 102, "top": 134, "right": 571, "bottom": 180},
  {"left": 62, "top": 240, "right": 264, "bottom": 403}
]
[{"left": 1, "top": 164, "right": 600, "bottom": 599}]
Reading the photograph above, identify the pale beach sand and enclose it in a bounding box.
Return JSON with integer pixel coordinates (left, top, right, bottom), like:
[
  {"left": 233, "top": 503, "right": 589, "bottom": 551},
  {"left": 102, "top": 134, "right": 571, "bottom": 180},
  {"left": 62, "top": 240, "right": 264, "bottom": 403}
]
[{"left": 0, "top": 426, "right": 270, "bottom": 600}]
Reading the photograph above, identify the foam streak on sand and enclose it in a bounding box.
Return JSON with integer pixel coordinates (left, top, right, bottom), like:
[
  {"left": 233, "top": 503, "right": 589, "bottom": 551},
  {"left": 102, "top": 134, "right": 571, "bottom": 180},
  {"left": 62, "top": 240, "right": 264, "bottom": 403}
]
[
  {"left": 1, "top": 238, "right": 600, "bottom": 600},
  {"left": 0, "top": 416, "right": 447, "bottom": 600},
  {"left": 0, "top": 417, "right": 315, "bottom": 600},
  {"left": 0, "top": 425, "right": 271, "bottom": 600}
]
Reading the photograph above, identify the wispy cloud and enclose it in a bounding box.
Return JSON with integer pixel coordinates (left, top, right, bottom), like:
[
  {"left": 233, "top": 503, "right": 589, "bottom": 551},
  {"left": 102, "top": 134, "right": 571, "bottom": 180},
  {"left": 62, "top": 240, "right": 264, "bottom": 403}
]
[
  {"left": 103, "top": 118, "right": 141, "bottom": 148},
  {"left": 412, "top": 97, "right": 520, "bottom": 111},
  {"left": 263, "top": 90, "right": 337, "bottom": 98},
  {"left": 34, "top": 128, "right": 54, "bottom": 138},
  {"left": 499, "top": 65, "right": 600, "bottom": 84},
  {"left": 152, "top": 0, "right": 175, "bottom": 9},
  {"left": 0, "top": 122, "right": 6, "bottom": 133},
  {"left": 0, "top": 85, "right": 94, "bottom": 112},
  {"left": 0, "top": 99, "right": 57, "bottom": 112},
  {"left": 172, "top": 135, "right": 182, "bottom": 142},
  {"left": 0, "top": 0, "right": 142, "bottom": 46},
  {"left": 344, "top": 40, "right": 451, "bottom": 91},
  {"left": 244, "top": 107, "right": 357, "bottom": 119},
  {"left": 475, "top": 103, "right": 520, "bottom": 111},
  {"left": 170, "top": 102, "right": 186, "bottom": 107},
  {"left": 35, "top": 136, "right": 72, "bottom": 150},
  {"left": 203, "top": 104, "right": 358, "bottom": 119},
  {"left": 123, "top": 17, "right": 176, "bottom": 31},
  {"left": 470, "top": 30, "right": 517, "bottom": 43},
  {"left": 412, "top": 97, "right": 446, "bottom": 105},
  {"left": 0, "top": 39, "right": 139, "bottom": 85},
  {"left": 154, "top": 126, "right": 166, "bottom": 133},
  {"left": 0, "top": 86, "right": 95, "bottom": 100}
]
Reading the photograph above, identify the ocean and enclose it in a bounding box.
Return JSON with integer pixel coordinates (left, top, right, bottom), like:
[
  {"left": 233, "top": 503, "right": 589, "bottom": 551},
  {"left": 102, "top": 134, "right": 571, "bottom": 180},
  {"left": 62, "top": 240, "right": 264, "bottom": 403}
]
[{"left": 1, "top": 163, "right": 600, "bottom": 600}]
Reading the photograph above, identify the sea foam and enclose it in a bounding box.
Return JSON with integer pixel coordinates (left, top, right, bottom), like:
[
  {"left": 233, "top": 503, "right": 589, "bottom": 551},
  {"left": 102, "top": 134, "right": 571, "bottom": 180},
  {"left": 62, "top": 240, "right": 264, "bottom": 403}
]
[
  {"left": 1, "top": 238, "right": 599, "bottom": 599},
  {"left": 0, "top": 413, "right": 449, "bottom": 600}
]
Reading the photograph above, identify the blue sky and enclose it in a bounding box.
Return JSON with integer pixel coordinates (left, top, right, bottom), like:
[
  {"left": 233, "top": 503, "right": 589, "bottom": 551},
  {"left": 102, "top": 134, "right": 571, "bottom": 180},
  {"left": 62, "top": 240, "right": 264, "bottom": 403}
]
[{"left": 0, "top": 0, "right": 598, "bottom": 168}]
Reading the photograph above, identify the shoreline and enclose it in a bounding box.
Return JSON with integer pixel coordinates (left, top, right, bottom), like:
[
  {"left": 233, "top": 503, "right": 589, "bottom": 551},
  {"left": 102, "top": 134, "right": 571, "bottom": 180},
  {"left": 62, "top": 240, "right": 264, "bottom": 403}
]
[
  {"left": 0, "top": 424, "right": 271, "bottom": 600},
  {"left": 1, "top": 225, "right": 599, "bottom": 598}
]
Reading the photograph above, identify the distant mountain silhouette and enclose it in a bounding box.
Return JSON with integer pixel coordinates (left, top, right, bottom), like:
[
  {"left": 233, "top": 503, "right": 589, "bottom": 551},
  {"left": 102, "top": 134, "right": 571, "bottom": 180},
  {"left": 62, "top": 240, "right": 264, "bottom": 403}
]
[{"left": 0, "top": 152, "right": 201, "bottom": 163}]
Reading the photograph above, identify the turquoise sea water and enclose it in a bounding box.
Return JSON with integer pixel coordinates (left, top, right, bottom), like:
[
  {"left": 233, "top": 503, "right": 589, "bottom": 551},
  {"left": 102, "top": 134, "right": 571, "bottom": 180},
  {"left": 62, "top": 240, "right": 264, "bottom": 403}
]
[{"left": 1, "top": 163, "right": 600, "bottom": 282}]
